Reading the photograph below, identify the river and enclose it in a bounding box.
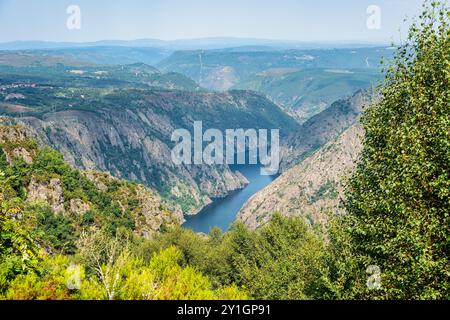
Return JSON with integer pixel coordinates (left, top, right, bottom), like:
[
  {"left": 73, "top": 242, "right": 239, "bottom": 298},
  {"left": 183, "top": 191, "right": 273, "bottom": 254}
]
[{"left": 182, "top": 164, "right": 277, "bottom": 233}]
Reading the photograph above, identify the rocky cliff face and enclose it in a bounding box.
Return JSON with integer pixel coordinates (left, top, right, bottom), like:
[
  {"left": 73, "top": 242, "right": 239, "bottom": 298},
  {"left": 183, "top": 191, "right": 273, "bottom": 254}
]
[
  {"left": 27, "top": 177, "right": 66, "bottom": 213},
  {"left": 80, "top": 170, "right": 183, "bottom": 238},
  {"left": 238, "top": 124, "right": 363, "bottom": 229},
  {"left": 17, "top": 90, "right": 296, "bottom": 215},
  {"left": 20, "top": 109, "right": 239, "bottom": 215}
]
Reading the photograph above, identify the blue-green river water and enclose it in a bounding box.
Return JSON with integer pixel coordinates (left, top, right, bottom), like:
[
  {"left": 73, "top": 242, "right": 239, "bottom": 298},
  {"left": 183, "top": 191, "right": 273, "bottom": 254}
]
[{"left": 183, "top": 165, "right": 276, "bottom": 233}]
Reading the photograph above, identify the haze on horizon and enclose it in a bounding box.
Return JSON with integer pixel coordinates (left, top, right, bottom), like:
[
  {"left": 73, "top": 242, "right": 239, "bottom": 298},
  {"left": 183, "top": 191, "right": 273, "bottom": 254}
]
[{"left": 0, "top": 0, "right": 423, "bottom": 44}]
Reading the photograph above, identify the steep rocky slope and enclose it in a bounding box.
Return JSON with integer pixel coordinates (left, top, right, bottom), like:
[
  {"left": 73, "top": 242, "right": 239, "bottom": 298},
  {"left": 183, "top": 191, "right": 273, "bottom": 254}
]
[
  {"left": 12, "top": 89, "right": 297, "bottom": 215},
  {"left": 239, "top": 90, "right": 378, "bottom": 229},
  {"left": 238, "top": 124, "right": 364, "bottom": 229},
  {"left": 0, "top": 120, "right": 181, "bottom": 239},
  {"left": 280, "top": 90, "right": 376, "bottom": 170}
]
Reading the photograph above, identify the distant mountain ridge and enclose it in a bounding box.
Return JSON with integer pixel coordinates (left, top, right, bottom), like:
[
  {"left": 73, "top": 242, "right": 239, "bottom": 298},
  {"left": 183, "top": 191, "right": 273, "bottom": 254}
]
[
  {"left": 0, "top": 38, "right": 389, "bottom": 51},
  {"left": 158, "top": 47, "right": 391, "bottom": 91}
]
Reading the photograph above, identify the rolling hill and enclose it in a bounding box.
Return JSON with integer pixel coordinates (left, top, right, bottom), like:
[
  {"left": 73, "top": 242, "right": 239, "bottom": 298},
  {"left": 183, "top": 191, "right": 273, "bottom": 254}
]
[
  {"left": 234, "top": 68, "right": 381, "bottom": 122},
  {"left": 158, "top": 47, "right": 392, "bottom": 91}
]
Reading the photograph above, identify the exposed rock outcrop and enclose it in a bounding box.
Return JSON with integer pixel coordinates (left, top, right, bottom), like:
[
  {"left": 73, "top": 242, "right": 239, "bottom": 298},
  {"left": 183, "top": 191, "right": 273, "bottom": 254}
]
[
  {"left": 0, "top": 119, "right": 36, "bottom": 164},
  {"left": 7, "top": 147, "right": 33, "bottom": 164},
  {"left": 0, "top": 119, "right": 29, "bottom": 143},
  {"left": 132, "top": 184, "right": 183, "bottom": 237},
  {"left": 83, "top": 170, "right": 183, "bottom": 237},
  {"left": 69, "top": 199, "right": 91, "bottom": 215},
  {"left": 27, "top": 177, "right": 66, "bottom": 214}
]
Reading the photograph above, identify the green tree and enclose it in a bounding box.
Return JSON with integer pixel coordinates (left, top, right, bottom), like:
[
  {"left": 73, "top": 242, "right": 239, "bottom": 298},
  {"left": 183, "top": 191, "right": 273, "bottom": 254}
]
[
  {"left": 3, "top": 255, "right": 104, "bottom": 300},
  {"left": 345, "top": 0, "right": 450, "bottom": 299},
  {"left": 224, "top": 214, "right": 325, "bottom": 300},
  {"left": 0, "top": 172, "right": 41, "bottom": 294},
  {"left": 32, "top": 203, "right": 77, "bottom": 255}
]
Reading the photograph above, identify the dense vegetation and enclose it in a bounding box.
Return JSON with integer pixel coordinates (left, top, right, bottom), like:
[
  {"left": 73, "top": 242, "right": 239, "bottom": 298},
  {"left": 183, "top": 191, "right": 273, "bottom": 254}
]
[
  {"left": 0, "top": 62, "right": 201, "bottom": 117},
  {"left": 0, "top": 1, "right": 448, "bottom": 300},
  {"left": 342, "top": 0, "right": 450, "bottom": 299},
  {"left": 0, "top": 125, "right": 245, "bottom": 299}
]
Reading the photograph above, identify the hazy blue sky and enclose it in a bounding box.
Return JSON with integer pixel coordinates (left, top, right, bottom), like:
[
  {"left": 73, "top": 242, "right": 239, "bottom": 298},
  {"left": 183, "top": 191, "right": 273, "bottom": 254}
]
[{"left": 0, "top": 0, "right": 424, "bottom": 43}]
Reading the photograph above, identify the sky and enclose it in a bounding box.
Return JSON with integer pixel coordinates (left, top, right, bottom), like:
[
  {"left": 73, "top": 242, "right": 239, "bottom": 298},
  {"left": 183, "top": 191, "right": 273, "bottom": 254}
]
[{"left": 0, "top": 0, "right": 424, "bottom": 43}]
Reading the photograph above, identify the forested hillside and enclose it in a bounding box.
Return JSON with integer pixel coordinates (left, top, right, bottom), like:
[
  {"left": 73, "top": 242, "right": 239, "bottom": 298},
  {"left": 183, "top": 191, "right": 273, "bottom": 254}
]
[
  {"left": 0, "top": 0, "right": 448, "bottom": 301},
  {"left": 0, "top": 121, "right": 245, "bottom": 300},
  {"left": 234, "top": 68, "right": 381, "bottom": 122}
]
